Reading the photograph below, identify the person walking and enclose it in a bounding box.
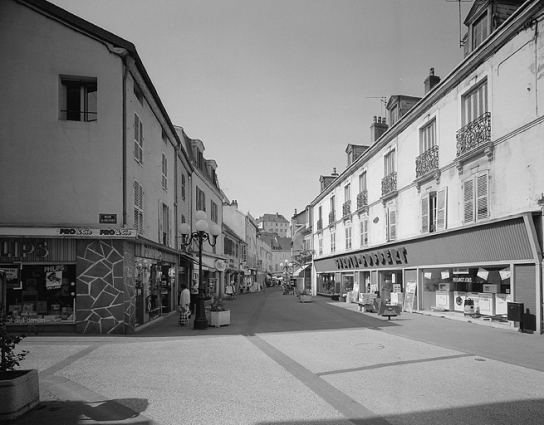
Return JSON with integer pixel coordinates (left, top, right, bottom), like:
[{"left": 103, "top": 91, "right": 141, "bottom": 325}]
[
  {"left": 190, "top": 279, "right": 199, "bottom": 314},
  {"left": 178, "top": 283, "right": 191, "bottom": 326}
]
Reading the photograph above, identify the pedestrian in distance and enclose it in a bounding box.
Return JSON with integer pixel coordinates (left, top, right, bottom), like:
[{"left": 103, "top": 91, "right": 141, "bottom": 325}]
[
  {"left": 178, "top": 283, "right": 191, "bottom": 326},
  {"left": 190, "top": 279, "right": 198, "bottom": 314}
]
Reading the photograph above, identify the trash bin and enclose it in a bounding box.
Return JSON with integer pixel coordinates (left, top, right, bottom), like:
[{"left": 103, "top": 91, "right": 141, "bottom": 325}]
[{"left": 507, "top": 302, "right": 524, "bottom": 322}]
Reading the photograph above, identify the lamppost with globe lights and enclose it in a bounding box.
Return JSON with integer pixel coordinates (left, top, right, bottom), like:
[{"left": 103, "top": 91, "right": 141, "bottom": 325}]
[{"left": 179, "top": 210, "right": 221, "bottom": 330}]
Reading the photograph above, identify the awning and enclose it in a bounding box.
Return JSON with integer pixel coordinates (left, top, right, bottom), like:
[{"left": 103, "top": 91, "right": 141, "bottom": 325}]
[{"left": 292, "top": 264, "right": 310, "bottom": 277}]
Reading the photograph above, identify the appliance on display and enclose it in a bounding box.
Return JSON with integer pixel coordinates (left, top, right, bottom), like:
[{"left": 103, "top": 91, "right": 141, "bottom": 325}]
[
  {"left": 468, "top": 292, "right": 480, "bottom": 313},
  {"left": 435, "top": 290, "right": 454, "bottom": 310},
  {"left": 438, "top": 282, "right": 453, "bottom": 291},
  {"left": 482, "top": 284, "right": 499, "bottom": 293},
  {"left": 453, "top": 291, "right": 467, "bottom": 312},
  {"left": 478, "top": 292, "right": 495, "bottom": 316},
  {"left": 495, "top": 293, "right": 512, "bottom": 315}
]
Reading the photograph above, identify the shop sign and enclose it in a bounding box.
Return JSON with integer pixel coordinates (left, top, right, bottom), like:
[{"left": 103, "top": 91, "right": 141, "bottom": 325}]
[
  {"left": 0, "top": 240, "right": 49, "bottom": 260},
  {"left": 142, "top": 245, "right": 162, "bottom": 260},
  {"left": 215, "top": 260, "right": 226, "bottom": 272},
  {"left": 453, "top": 276, "right": 473, "bottom": 283},
  {"left": 334, "top": 247, "right": 408, "bottom": 270},
  {"left": 57, "top": 228, "right": 136, "bottom": 237},
  {"left": 0, "top": 267, "right": 21, "bottom": 289}
]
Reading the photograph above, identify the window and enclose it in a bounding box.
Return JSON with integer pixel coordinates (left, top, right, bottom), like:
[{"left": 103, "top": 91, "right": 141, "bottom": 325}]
[
  {"left": 61, "top": 77, "right": 97, "bottom": 121},
  {"left": 159, "top": 202, "right": 170, "bottom": 245},
  {"left": 345, "top": 226, "right": 352, "bottom": 250},
  {"left": 134, "top": 114, "right": 143, "bottom": 164},
  {"left": 420, "top": 120, "right": 436, "bottom": 153},
  {"left": 133, "top": 181, "right": 143, "bottom": 234},
  {"left": 196, "top": 186, "right": 206, "bottom": 212},
  {"left": 211, "top": 201, "right": 218, "bottom": 223},
  {"left": 472, "top": 12, "right": 489, "bottom": 50},
  {"left": 421, "top": 188, "right": 447, "bottom": 233},
  {"left": 197, "top": 151, "right": 204, "bottom": 170},
  {"left": 344, "top": 184, "right": 350, "bottom": 203},
  {"left": 359, "top": 172, "right": 367, "bottom": 192},
  {"left": 462, "top": 81, "right": 488, "bottom": 126},
  {"left": 463, "top": 172, "right": 488, "bottom": 223},
  {"left": 384, "top": 149, "right": 395, "bottom": 176},
  {"left": 390, "top": 104, "right": 399, "bottom": 126},
  {"left": 181, "top": 174, "right": 186, "bottom": 200},
  {"left": 319, "top": 237, "right": 323, "bottom": 255},
  {"left": 331, "top": 232, "right": 336, "bottom": 253},
  {"left": 385, "top": 206, "right": 396, "bottom": 241},
  {"left": 161, "top": 153, "right": 168, "bottom": 191},
  {"left": 360, "top": 216, "right": 368, "bottom": 247}
]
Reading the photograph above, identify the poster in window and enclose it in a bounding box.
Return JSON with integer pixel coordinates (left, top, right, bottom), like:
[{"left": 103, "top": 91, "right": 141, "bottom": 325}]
[
  {"left": 46, "top": 271, "right": 62, "bottom": 290},
  {"left": 403, "top": 281, "right": 417, "bottom": 313},
  {"left": 1, "top": 267, "right": 21, "bottom": 289}
]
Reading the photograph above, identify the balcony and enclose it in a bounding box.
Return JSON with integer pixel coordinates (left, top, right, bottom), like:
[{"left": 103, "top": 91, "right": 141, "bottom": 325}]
[
  {"left": 342, "top": 200, "right": 351, "bottom": 219},
  {"left": 455, "top": 113, "right": 493, "bottom": 173},
  {"left": 356, "top": 190, "right": 368, "bottom": 213},
  {"left": 381, "top": 172, "right": 397, "bottom": 198},
  {"left": 328, "top": 211, "right": 336, "bottom": 226},
  {"left": 416, "top": 145, "right": 439, "bottom": 179}
]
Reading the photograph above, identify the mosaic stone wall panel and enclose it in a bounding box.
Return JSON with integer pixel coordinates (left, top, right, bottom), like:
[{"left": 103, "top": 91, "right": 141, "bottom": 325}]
[{"left": 75, "top": 239, "right": 136, "bottom": 334}]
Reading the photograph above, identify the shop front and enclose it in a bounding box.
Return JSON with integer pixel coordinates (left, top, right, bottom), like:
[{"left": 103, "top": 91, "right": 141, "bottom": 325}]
[{"left": 314, "top": 213, "right": 542, "bottom": 334}]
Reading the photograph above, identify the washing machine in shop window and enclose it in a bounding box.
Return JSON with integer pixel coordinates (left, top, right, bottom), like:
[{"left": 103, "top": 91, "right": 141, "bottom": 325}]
[
  {"left": 453, "top": 291, "right": 466, "bottom": 312},
  {"left": 436, "top": 291, "right": 454, "bottom": 310},
  {"left": 478, "top": 292, "right": 495, "bottom": 316}
]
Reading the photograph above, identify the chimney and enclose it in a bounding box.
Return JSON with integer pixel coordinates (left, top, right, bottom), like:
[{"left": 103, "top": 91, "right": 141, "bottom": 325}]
[
  {"left": 424, "top": 68, "right": 441, "bottom": 94},
  {"left": 232, "top": 200, "right": 238, "bottom": 208},
  {"left": 370, "top": 116, "right": 388, "bottom": 144}
]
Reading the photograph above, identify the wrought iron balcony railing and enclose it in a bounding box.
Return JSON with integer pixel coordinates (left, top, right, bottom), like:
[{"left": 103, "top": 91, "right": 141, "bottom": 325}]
[
  {"left": 356, "top": 190, "right": 368, "bottom": 210},
  {"left": 328, "top": 211, "right": 336, "bottom": 225},
  {"left": 316, "top": 219, "right": 323, "bottom": 231},
  {"left": 342, "top": 200, "right": 351, "bottom": 217},
  {"left": 416, "top": 145, "right": 439, "bottom": 179},
  {"left": 456, "top": 112, "right": 491, "bottom": 157},
  {"left": 381, "top": 172, "right": 397, "bottom": 197}
]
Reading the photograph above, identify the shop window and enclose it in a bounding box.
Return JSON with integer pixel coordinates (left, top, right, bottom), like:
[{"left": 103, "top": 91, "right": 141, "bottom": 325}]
[
  {"left": 422, "top": 188, "right": 447, "bottom": 233},
  {"left": 134, "top": 113, "right": 144, "bottom": 164},
  {"left": 463, "top": 172, "right": 489, "bottom": 224},
  {"left": 134, "top": 181, "right": 144, "bottom": 234},
  {"left": 60, "top": 77, "right": 97, "bottom": 122},
  {"left": 2, "top": 264, "right": 76, "bottom": 325}
]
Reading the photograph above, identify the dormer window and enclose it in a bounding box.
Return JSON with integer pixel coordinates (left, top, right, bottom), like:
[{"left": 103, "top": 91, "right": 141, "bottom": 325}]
[{"left": 472, "top": 11, "right": 489, "bottom": 50}]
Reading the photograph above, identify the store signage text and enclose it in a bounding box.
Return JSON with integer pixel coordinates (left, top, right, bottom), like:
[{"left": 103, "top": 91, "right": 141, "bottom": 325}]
[
  {"left": 58, "top": 228, "right": 134, "bottom": 236},
  {"left": 334, "top": 247, "right": 408, "bottom": 270},
  {"left": 0, "top": 240, "right": 49, "bottom": 259}
]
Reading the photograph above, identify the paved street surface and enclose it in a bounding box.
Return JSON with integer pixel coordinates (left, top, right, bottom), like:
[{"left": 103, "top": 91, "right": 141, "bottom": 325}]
[{"left": 10, "top": 287, "right": 544, "bottom": 425}]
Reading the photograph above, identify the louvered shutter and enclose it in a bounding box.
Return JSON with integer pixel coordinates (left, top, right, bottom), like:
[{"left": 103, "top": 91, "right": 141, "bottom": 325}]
[
  {"left": 463, "top": 179, "right": 474, "bottom": 223},
  {"left": 389, "top": 209, "right": 396, "bottom": 241},
  {"left": 158, "top": 201, "right": 163, "bottom": 242},
  {"left": 476, "top": 173, "right": 488, "bottom": 220},
  {"left": 436, "top": 188, "right": 447, "bottom": 231},
  {"left": 134, "top": 114, "right": 140, "bottom": 159},
  {"left": 421, "top": 194, "right": 429, "bottom": 233}
]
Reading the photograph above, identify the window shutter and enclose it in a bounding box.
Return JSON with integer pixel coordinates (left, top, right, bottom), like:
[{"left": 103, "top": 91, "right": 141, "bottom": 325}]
[
  {"left": 158, "top": 201, "right": 163, "bottom": 242},
  {"left": 463, "top": 180, "right": 474, "bottom": 223},
  {"left": 476, "top": 173, "right": 488, "bottom": 220},
  {"left": 389, "top": 209, "right": 396, "bottom": 241},
  {"left": 436, "top": 188, "right": 447, "bottom": 231},
  {"left": 421, "top": 194, "right": 430, "bottom": 233}
]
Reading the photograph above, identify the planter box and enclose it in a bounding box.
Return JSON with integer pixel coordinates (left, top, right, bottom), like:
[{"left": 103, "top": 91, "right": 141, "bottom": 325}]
[
  {"left": 0, "top": 369, "right": 39, "bottom": 421},
  {"left": 207, "top": 310, "right": 230, "bottom": 327},
  {"left": 299, "top": 295, "right": 313, "bottom": 303}
]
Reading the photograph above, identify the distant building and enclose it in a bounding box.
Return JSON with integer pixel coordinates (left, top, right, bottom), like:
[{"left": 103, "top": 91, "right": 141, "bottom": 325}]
[{"left": 256, "top": 213, "right": 290, "bottom": 237}]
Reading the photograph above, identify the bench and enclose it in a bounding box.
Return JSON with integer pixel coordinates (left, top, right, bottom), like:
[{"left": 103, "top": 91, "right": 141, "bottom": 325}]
[
  {"left": 378, "top": 303, "right": 402, "bottom": 320},
  {"left": 357, "top": 302, "right": 377, "bottom": 313}
]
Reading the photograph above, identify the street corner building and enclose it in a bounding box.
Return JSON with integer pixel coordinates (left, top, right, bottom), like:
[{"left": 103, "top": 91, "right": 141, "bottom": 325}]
[{"left": 0, "top": 0, "right": 202, "bottom": 334}]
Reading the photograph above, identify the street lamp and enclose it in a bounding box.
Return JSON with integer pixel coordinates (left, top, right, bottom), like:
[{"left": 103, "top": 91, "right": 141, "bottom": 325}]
[{"left": 180, "top": 210, "right": 221, "bottom": 329}]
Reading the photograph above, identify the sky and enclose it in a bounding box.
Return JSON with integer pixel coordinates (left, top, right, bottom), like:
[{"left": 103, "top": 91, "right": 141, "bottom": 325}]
[{"left": 48, "top": 0, "right": 472, "bottom": 220}]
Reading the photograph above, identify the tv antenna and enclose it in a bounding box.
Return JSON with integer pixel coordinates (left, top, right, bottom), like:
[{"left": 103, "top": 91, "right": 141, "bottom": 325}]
[
  {"left": 446, "top": 0, "right": 473, "bottom": 48},
  {"left": 366, "top": 97, "right": 387, "bottom": 117}
]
